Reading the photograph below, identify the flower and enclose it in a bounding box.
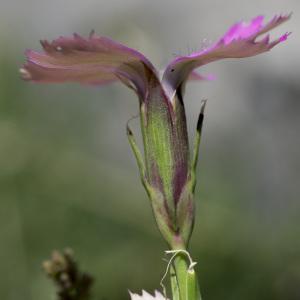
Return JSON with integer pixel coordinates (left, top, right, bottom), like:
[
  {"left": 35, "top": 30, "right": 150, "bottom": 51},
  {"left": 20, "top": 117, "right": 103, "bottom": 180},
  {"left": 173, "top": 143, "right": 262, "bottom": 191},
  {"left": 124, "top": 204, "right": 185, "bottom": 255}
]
[
  {"left": 20, "top": 14, "right": 290, "bottom": 249},
  {"left": 130, "top": 290, "right": 168, "bottom": 300}
]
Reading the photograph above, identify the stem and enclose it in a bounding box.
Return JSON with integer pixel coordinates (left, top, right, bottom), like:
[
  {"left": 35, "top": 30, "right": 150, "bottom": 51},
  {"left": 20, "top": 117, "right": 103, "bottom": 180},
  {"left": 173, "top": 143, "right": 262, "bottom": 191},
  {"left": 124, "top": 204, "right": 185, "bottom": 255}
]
[
  {"left": 170, "top": 265, "right": 180, "bottom": 300},
  {"left": 170, "top": 250, "right": 202, "bottom": 300},
  {"left": 173, "top": 253, "right": 189, "bottom": 300}
]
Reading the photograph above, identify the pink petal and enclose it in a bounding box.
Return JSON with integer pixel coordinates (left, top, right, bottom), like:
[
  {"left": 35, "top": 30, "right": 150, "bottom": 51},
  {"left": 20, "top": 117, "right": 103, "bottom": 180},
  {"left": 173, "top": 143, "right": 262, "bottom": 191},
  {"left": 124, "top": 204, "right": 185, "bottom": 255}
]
[
  {"left": 189, "top": 71, "right": 216, "bottom": 81},
  {"left": 162, "top": 14, "right": 291, "bottom": 99},
  {"left": 20, "top": 32, "right": 158, "bottom": 97}
]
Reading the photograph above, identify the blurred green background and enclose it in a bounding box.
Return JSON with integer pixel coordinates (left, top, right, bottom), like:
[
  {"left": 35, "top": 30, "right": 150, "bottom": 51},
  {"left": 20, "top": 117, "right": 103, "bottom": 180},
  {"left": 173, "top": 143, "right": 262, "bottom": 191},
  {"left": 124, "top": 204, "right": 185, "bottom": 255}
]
[{"left": 0, "top": 1, "right": 299, "bottom": 300}]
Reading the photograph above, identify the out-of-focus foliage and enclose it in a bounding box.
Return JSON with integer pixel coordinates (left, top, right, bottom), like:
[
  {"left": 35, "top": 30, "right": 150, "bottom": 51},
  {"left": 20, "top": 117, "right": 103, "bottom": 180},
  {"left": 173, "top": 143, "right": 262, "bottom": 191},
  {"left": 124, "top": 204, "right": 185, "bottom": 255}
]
[{"left": 0, "top": 1, "right": 299, "bottom": 300}]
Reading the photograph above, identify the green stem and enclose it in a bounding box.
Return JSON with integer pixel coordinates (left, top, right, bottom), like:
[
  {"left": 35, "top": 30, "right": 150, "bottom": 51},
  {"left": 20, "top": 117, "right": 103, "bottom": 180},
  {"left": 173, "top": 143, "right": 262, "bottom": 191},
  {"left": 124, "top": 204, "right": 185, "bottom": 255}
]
[
  {"left": 171, "top": 251, "right": 202, "bottom": 300},
  {"left": 170, "top": 265, "right": 180, "bottom": 300},
  {"left": 173, "top": 253, "right": 189, "bottom": 300}
]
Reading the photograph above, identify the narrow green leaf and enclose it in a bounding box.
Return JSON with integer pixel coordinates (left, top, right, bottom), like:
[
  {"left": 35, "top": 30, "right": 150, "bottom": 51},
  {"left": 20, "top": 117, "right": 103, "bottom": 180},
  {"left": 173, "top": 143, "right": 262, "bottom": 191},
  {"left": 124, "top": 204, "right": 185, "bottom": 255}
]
[
  {"left": 126, "top": 123, "right": 149, "bottom": 190},
  {"left": 190, "top": 100, "right": 207, "bottom": 191},
  {"left": 186, "top": 268, "right": 197, "bottom": 300}
]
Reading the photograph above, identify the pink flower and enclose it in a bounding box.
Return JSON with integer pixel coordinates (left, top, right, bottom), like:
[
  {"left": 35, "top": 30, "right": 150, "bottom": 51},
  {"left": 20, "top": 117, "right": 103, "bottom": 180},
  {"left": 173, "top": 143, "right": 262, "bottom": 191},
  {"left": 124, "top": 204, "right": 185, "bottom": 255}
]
[
  {"left": 20, "top": 14, "right": 290, "bottom": 249},
  {"left": 21, "top": 14, "right": 291, "bottom": 101}
]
